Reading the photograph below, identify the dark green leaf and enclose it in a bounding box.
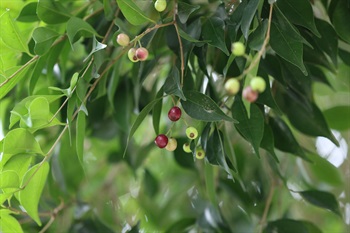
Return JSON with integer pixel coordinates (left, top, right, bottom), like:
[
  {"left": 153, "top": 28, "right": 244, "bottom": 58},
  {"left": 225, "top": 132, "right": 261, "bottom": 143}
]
[
  {"left": 264, "top": 219, "right": 322, "bottom": 233},
  {"left": 232, "top": 97, "right": 264, "bottom": 157},
  {"left": 300, "top": 190, "right": 341, "bottom": 216},
  {"left": 152, "top": 87, "right": 164, "bottom": 135},
  {"left": 308, "top": 65, "right": 332, "bottom": 88},
  {"left": 165, "top": 218, "right": 196, "bottom": 233},
  {"left": 163, "top": 67, "right": 186, "bottom": 100},
  {"left": 17, "top": 2, "right": 39, "bottom": 22},
  {"left": 37, "top": 0, "right": 71, "bottom": 24},
  {"left": 116, "top": 0, "right": 155, "bottom": 25},
  {"left": 323, "top": 106, "right": 350, "bottom": 130},
  {"left": 202, "top": 17, "right": 229, "bottom": 55},
  {"left": 260, "top": 123, "right": 279, "bottom": 162},
  {"left": 255, "top": 72, "right": 281, "bottom": 112},
  {"left": 143, "top": 169, "right": 159, "bottom": 197},
  {"left": 181, "top": 91, "right": 235, "bottom": 122},
  {"left": 314, "top": 19, "right": 338, "bottom": 65},
  {"left": 248, "top": 19, "right": 268, "bottom": 51},
  {"left": 241, "top": 0, "right": 259, "bottom": 39},
  {"left": 173, "top": 137, "right": 195, "bottom": 169},
  {"left": 177, "top": 2, "right": 200, "bottom": 24},
  {"left": 329, "top": 0, "right": 350, "bottom": 44},
  {"left": 32, "top": 27, "right": 60, "bottom": 55},
  {"left": 339, "top": 48, "right": 350, "bottom": 66}
]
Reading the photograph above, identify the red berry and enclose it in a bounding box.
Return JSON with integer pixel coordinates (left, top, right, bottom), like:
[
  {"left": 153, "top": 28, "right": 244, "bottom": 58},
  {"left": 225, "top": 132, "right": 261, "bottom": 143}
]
[
  {"left": 168, "top": 106, "right": 182, "bottom": 121},
  {"left": 135, "top": 47, "right": 149, "bottom": 61},
  {"left": 155, "top": 134, "right": 168, "bottom": 148},
  {"left": 242, "top": 86, "right": 259, "bottom": 103}
]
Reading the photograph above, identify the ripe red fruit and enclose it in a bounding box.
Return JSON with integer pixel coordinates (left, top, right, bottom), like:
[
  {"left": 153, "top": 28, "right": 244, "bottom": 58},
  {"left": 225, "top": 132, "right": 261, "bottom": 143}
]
[
  {"left": 154, "top": 134, "right": 168, "bottom": 148},
  {"left": 242, "top": 86, "right": 259, "bottom": 103},
  {"left": 168, "top": 106, "right": 182, "bottom": 121},
  {"left": 135, "top": 47, "right": 149, "bottom": 61}
]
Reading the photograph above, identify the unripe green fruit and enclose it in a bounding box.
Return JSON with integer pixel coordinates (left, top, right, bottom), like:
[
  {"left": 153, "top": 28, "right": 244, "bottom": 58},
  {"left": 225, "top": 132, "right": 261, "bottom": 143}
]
[
  {"left": 183, "top": 143, "right": 192, "bottom": 153},
  {"left": 231, "top": 42, "right": 246, "bottom": 56},
  {"left": 224, "top": 78, "right": 240, "bottom": 95},
  {"left": 186, "top": 127, "right": 198, "bottom": 140},
  {"left": 165, "top": 137, "right": 177, "bottom": 151},
  {"left": 154, "top": 0, "right": 167, "bottom": 12},
  {"left": 116, "top": 33, "right": 130, "bottom": 47},
  {"left": 250, "top": 76, "right": 266, "bottom": 93},
  {"left": 128, "top": 48, "right": 139, "bottom": 62},
  {"left": 195, "top": 148, "right": 205, "bottom": 159}
]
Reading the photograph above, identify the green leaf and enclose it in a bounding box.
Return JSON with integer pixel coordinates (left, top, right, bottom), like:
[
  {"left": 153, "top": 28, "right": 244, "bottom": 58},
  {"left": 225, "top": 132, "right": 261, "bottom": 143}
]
[
  {"left": 143, "top": 169, "right": 159, "bottom": 197},
  {"left": 0, "top": 10, "right": 29, "bottom": 54},
  {"left": 270, "top": 7, "right": 307, "bottom": 75},
  {"left": 152, "top": 87, "right": 163, "bottom": 135},
  {"left": 0, "top": 170, "right": 20, "bottom": 188},
  {"left": 2, "top": 154, "right": 33, "bottom": 182},
  {"left": 32, "top": 27, "right": 60, "bottom": 55},
  {"left": 264, "top": 219, "right": 322, "bottom": 233},
  {"left": 255, "top": 72, "right": 281, "bottom": 112},
  {"left": 260, "top": 123, "right": 279, "bottom": 162},
  {"left": 300, "top": 190, "right": 341, "bottom": 216},
  {"left": 116, "top": 0, "right": 155, "bottom": 25},
  {"left": 37, "top": 0, "right": 71, "bottom": 24},
  {"left": 323, "top": 106, "right": 350, "bottom": 130},
  {"left": 0, "top": 210, "right": 24, "bottom": 233},
  {"left": 83, "top": 36, "right": 107, "bottom": 62},
  {"left": 248, "top": 19, "right": 268, "bottom": 51},
  {"left": 181, "top": 91, "right": 235, "bottom": 122},
  {"left": 67, "top": 17, "right": 100, "bottom": 47},
  {"left": 177, "top": 2, "right": 200, "bottom": 24},
  {"left": 165, "top": 218, "right": 196, "bottom": 233},
  {"left": 173, "top": 137, "right": 195, "bottom": 169},
  {"left": 27, "top": 97, "right": 50, "bottom": 126},
  {"left": 241, "top": 0, "right": 259, "bottom": 39},
  {"left": 163, "top": 67, "right": 186, "bottom": 100},
  {"left": 276, "top": 0, "right": 320, "bottom": 37},
  {"left": 314, "top": 19, "right": 338, "bottom": 65},
  {"left": 76, "top": 110, "right": 86, "bottom": 167},
  {"left": 329, "top": 0, "right": 350, "bottom": 44},
  {"left": 231, "top": 97, "right": 264, "bottom": 157},
  {"left": 18, "top": 162, "right": 50, "bottom": 226},
  {"left": 16, "top": 2, "right": 39, "bottom": 22},
  {"left": 202, "top": 17, "right": 229, "bottom": 55}
]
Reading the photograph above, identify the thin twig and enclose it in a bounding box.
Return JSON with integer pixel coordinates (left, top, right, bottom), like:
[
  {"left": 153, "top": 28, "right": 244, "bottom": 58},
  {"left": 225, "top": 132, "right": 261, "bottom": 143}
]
[
  {"left": 258, "top": 183, "right": 275, "bottom": 233},
  {"left": 39, "top": 199, "right": 65, "bottom": 233}
]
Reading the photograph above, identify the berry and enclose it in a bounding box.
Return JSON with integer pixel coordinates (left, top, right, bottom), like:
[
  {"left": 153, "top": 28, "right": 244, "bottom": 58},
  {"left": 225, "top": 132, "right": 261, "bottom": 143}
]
[
  {"left": 116, "top": 33, "right": 130, "bottom": 47},
  {"left": 135, "top": 47, "right": 149, "bottom": 61},
  {"left": 250, "top": 76, "right": 266, "bottom": 93},
  {"left": 154, "top": 0, "right": 167, "bottom": 12},
  {"left": 183, "top": 143, "right": 192, "bottom": 153},
  {"left": 165, "top": 137, "right": 177, "bottom": 151},
  {"left": 231, "top": 42, "right": 246, "bottom": 56},
  {"left": 128, "top": 48, "right": 139, "bottom": 62},
  {"left": 195, "top": 148, "right": 205, "bottom": 159},
  {"left": 155, "top": 134, "right": 168, "bottom": 148},
  {"left": 168, "top": 106, "right": 182, "bottom": 121},
  {"left": 186, "top": 127, "right": 198, "bottom": 140},
  {"left": 224, "top": 78, "right": 240, "bottom": 96},
  {"left": 242, "top": 86, "right": 259, "bottom": 103}
]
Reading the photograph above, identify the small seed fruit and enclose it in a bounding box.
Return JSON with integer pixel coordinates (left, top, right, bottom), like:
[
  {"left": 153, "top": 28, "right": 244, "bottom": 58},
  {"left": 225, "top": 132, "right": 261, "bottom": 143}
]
[
  {"left": 154, "top": 0, "right": 167, "bottom": 12},
  {"left": 165, "top": 137, "right": 177, "bottom": 151},
  {"left": 128, "top": 48, "right": 139, "bottom": 62},
  {"left": 195, "top": 148, "right": 205, "bottom": 159},
  {"left": 242, "top": 86, "right": 259, "bottom": 103},
  {"left": 155, "top": 134, "right": 168, "bottom": 148},
  {"left": 224, "top": 78, "right": 240, "bottom": 95},
  {"left": 116, "top": 33, "right": 130, "bottom": 46},
  {"left": 231, "top": 42, "right": 246, "bottom": 56},
  {"left": 168, "top": 106, "right": 182, "bottom": 121},
  {"left": 186, "top": 127, "right": 198, "bottom": 140},
  {"left": 135, "top": 47, "right": 149, "bottom": 61},
  {"left": 183, "top": 143, "right": 192, "bottom": 153},
  {"left": 250, "top": 76, "right": 266, "bottom": 93}
]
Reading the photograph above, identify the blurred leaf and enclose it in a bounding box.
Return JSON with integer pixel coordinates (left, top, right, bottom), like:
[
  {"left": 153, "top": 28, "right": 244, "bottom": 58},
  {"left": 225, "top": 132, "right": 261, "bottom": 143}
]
[
  {"left": 260, "top": 123, "right": 279, "bottom": 162},
  {"left": 164, "top": 67, "right": 186, "bottom": 100},
  {"left": 2, "top": 154, "right": 33, "bottom": 182},
  {"left": 308, "top": 65, "right": 332, "bottom": 87},
  {"left": 181, "top": 91, "right": 235, "bottom": 122},
  {"left": 323, "top": 106, "right": 350, "bottom": 130},
  {"left": 76, "top": 110, "right": 86, "bottom": 167},
  {"left": 329, "top": 0, "right": 350, "bottom": 43},
  {"left": 339, "top": 48, "right": 350, "bottom": 66},
  {"left": 67, "top": 17, "right": 100, "bottom": 47},
  {"left": 16, "top": 2, "right": 39, "bottom": 22},
  {"left": 143, "top": 169, "right": 159, "bottom": 197},
  {"left": 165, "top": 218, "right": 196, "bottom": 233},
  {"left": 303, "top": 44, "right": 335, "bottom": 73},
  {"left": 116, "top": 0, "right": 155, "bottom": 25},
  {"left": 0, "top": 210, "right": 24, "bottom": 233},
  {"left": 32, "top": 27, "right": 60, "bottom": 55},
  {"left": 19, "top": 162, "right": 50, "bottom": 226},
  {"left": 241, "top": 0, "right": 259, "bottom": 39},
  {"left": 103, "top": 0, "right": 114, "bottom": 20},
  {"left": 276, "top": 0, "right": 320, "bottom": 37},
  {"left": 152, "top": 87, "right": 163, "bottom": 135},
  {"left": 232, "top": 97, "right": 264, "bottom": 157},
  {"left": 264, "top": 219, "right": 322, "bottom": 233},
  {"left": 0, "top": 170, "right": 20, "bottom": 188},
  {"left": 202, "top": 17, "right": 229, "bottom": 55},
  {"left": 37, "top": 0, "right": 71, "bottom": 24},
  {"left": 177, "top": 2, "right": 200, "bottom": 24},
  {"left": 300, "top": 190, "right": 341, "bottom": 216}
]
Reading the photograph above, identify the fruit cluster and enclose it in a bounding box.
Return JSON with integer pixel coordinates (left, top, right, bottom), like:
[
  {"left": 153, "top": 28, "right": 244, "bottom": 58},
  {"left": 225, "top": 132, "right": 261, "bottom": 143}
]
[{"left": 116, "top": 33, "right": 150, "bottom": 62}]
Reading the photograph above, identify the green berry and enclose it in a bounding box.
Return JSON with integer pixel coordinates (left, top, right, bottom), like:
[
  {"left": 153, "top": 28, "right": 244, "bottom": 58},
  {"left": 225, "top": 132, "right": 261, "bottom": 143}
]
[
  {"left": 128, "top": 48, "right": 139, "bottom": 62},
  {"left": 116, "top": 33, "right": 130, "bottom": 47},
  {"left": 231, "top": 42, "right": 246, "bottom": 56},
  {"left": 186, "top": 127, "right": 198, "bottom": 140},
  {"left": 195, "top": 148, "right": 205, "bottom": 159},
  {"left": 224, "top": 78, "right": 240, "bottom": 95},
  {"left": 154, "top": 0, "right": 167, "bottom": 12},
  {"left": 165, "top": 137, "right": 177, "bottom": 151},
  {"left": 183, "top": 143, "right": 192, "bottom": 153},
  {"left": 250, "top": 76, "right": 266, "bottom": 93}
]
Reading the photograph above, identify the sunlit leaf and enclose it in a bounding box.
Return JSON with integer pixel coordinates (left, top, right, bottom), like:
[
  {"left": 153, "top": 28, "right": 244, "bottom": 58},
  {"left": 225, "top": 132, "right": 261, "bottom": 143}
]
[
  {"left": 37, "top": 0, "right": 71, "bottom": 24},
  {"left": 67, "top": 17, "right": 100, "bottom": 47},
  {"left": 116, "top": 0, "right": 155, "bottom": 25},
  {"left": 0, "top": 170, "right": 20, "bottom": 188},
  {"left": 32, "top": 27, "right": 60, "bottom": 55},
  {"left": 0, "top": 210, "right": 24, "bottom": 233}
]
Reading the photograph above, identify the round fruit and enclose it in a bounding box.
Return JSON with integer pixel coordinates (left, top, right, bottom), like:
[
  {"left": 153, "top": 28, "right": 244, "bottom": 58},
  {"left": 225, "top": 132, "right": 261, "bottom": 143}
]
[
  {"left": 154, "top": 134, "right": 168, "bottom": 148},
  {"left": 116, "top": 33, "right": 130, "bottom": 46},
  {"left": 128, "top": 48, "right": 139, "bottom": 62},
  {"left": 250, "top": 76, "right": 266, "bottom": 93},
  {"left": 231, "top": 42, "right": 246, "bottom": 56},
  {"left": 135, "top": 47, "right": 149, "bottom": 61},
  {"left": 186, "top": 127, "right": 198, "bottom": 140},
  {"left": 242, "top": 86, "right": 259, "bottom": 103},
  {"left": 224, "top": 78, "right": 240, "bottom": 96},
  {"left": 195, "top": 148, "right": 205, "bottom": 159},
  {"left": 168, "top": 106, "right": 182, "bottom": 121},
  {"left": 165, "top": 137, "right": 177, "bottom": 151},
  {"left": 154, "top": 0, "right": 167, "bottom": 12},
  {"left": 183, "top": 143, "right": 192, "bottom": 153}
]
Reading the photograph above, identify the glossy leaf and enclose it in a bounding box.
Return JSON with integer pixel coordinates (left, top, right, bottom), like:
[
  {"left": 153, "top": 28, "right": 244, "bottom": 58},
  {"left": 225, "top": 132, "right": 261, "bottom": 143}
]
[
  {"left": 181, "top": 91, "right": 235, "bottom": 122},
  {"left": 32, "top": 27, "right": 60, "bottom": 55},
  {"left": 67, "top": 17, "right": 100, "bottom": 47},
  {"left": 232, "top": 97, "right": 264, "bottom": 157},
  {"left": 323, "top": 106, "right": 350, "bottom": 130},
  {"left": 37, "top": 0, "right": 71, "bottom": 24},
  {"left": 0, "top": 210, "right": 24, "bottom": 233},
  {"left": 18, "top": 162, "right": 50, "bottom": 226},
  {"left": 178, "top": 2, "right": 200, "bottom": 24},
  {"left": 116, "top": 0, "right": 155, "bottom": 25},
  {"left": 202, "top": 17, "right": 229, "bottom": 55},
  {"left": 300, "top": 190, "right": 341, "bottom": 216},
  {"left": 241, "top": 0, "right": 259, "bottom": 39},
  {"left": 163, "top": 67, "right": 186, "bottom": 100},
  {"left": 76, "top": 110, "right": 86, "bottom": 167},
  {"left": 16, "top": 2, "right": 39, "bottom": 22},
  {"left": 264, "top": 219, "right": 322, "bottom": 233}
]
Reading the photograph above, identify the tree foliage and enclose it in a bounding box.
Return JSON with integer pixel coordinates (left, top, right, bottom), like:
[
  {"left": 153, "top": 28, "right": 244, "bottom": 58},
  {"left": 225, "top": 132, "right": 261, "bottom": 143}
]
[{"left": 0, "top": 0, "right": 349, "bottom": 232}]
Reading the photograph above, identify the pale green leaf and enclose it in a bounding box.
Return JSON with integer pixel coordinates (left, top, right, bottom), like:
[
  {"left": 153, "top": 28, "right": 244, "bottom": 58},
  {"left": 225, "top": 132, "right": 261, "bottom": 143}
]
[{"left": 116, "top": 0, "right": 155, "bottom": 25}]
